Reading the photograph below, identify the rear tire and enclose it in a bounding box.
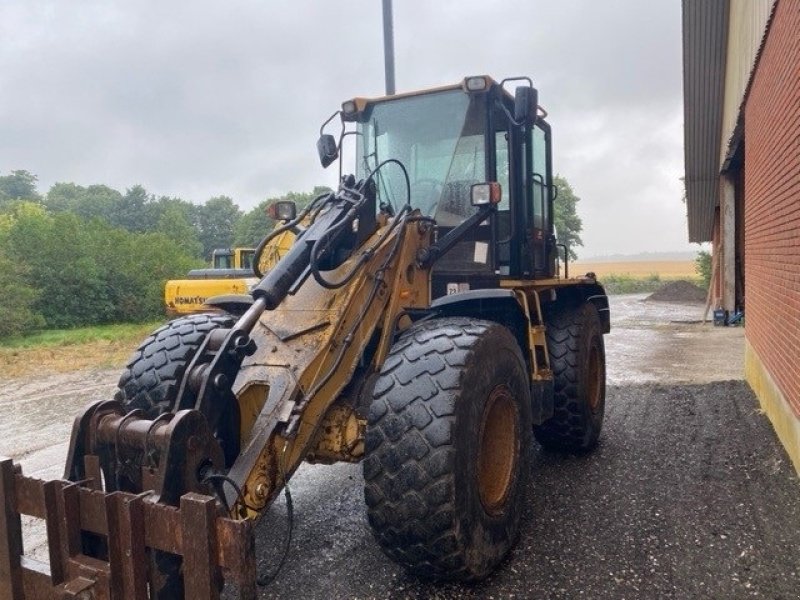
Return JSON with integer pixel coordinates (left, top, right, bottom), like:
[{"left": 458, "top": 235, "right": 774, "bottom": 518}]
[
  {"left": 363, "top": 317, "right": 532, "bottom": 581},
  {"left": 534, "top": 302, "right": 605, "bottom": 452}
]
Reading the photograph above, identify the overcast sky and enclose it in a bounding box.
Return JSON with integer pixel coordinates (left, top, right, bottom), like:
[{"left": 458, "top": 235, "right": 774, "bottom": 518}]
[{"left": 0, "top": 0, "right": 694, "bottom": 258}]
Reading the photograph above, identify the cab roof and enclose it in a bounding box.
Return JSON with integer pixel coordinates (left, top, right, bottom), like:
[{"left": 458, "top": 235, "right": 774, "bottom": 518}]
[{"left": 341, "top": 75, "right": 507, "bottom": 120}]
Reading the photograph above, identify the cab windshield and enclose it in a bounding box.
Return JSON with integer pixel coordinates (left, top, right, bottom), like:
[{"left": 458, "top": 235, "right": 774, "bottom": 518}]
[
  {"left": 213, "top": 252, "right": 233, "bottom": 269},
  {"left": 356, "top": 90, "right": 487, "bottom": 227}
]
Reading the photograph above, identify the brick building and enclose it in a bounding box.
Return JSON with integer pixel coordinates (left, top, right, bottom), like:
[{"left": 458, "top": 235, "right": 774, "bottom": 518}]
[{"left": 683, "top": 0, "right": 799, "bottom": 473}]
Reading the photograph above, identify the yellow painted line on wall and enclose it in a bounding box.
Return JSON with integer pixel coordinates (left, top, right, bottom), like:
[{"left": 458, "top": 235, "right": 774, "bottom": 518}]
[{"left": 745, "top": 338, "right": 800, "bottom": 476}]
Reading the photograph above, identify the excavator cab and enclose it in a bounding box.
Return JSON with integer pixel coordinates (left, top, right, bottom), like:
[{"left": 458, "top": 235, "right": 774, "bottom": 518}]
[{"left": 211, "top": 248, "right": 256, "bottom": 271}]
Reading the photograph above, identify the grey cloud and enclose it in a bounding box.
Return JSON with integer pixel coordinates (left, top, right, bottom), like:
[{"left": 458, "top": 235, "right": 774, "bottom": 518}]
[{"left": 0, "top": 0, "right": 690, "bottom": 257}]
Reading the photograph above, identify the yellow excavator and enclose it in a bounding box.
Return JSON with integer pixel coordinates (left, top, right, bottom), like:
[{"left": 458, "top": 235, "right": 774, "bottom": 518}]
[
  {"left": 1, "top": 76, "right": 609, "bottom": 599},
  {"left": 164, "top": 236, "right": 295, "bottom": 317}
]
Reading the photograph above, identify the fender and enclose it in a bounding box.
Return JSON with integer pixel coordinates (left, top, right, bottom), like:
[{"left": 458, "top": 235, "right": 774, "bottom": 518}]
[
  {"left": 430, "top": 289, "right": 528, "bottom": 348},
  {"left": 428, "top": 289, "right": 553, "bottom": 424},
  {"left": 548, "top": 282, "right": 610, "bottom": 333},
  {"left": 204, "top": 293, "right": 255, "bottom": 317}
]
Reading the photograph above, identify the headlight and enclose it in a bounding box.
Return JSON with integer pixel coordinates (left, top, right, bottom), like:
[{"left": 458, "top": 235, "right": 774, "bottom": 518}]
[
  {"left": 266, "top": 200, "right": 297, "bottom": 221},
  {"left": 470, "top": 182, "right": 502, "bottom": 206},
  {"left": 464, "top": 76, "right": 489, "bottom": 92}
]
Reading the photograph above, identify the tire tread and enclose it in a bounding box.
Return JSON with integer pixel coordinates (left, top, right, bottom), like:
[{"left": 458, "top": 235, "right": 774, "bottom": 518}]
[
  {"left": 365, "top": 317, "right": 522, "bottom": 580},
  {"left": 114, "top": 313, "right": 234, "bottom": 415},
  {"left": 534, "top": 303, "right": 604, "bottom": 451}
]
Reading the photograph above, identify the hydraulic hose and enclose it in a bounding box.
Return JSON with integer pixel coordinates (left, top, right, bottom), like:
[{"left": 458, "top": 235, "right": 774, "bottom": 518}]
[
  {"left": 309, "top": 159, "right": 412, "bottom": 290},
  {"left": 253, "top": 191, "right": 333, "bottom": 277},
  {"left": 285, "top": 207, "right": 412, "bottom": 436}
]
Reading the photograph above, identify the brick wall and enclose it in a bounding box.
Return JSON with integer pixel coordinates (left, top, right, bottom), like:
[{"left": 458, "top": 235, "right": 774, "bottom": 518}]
[{"left": 744, "top": 0, "right": 800, "bottom": 416}]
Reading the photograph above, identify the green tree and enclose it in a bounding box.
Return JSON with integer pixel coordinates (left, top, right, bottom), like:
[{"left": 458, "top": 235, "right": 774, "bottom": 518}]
[
  {"left": 0, "top": 170, "right": 40, "bottom": 206},
  {"left": 44, "top": 182, "right": 86, "bottom": 213},
  {"left": 234, "top": 200, "right": 274, "bottom": 247},
  {"left": 4, "top": 207, "right": 112, "bottom": 328},
  {"left": 114, "top": 185, "right": 158, "bottom": 232},
  {"left": 120, "top": 232, "right": 200, "bottom": 319},
  {"left": 695, "top": 250, "right": 712, "bottom": 289},
  {"left": 88, "top": 222, "right": 200, "bottom": 322},
  {"left": 0, "top": 217, "right": 43, "bottom": 337},
  {"left": 156, "top": 202, "right": 203, "bottom": 258},
  {"left": 46, "top": 183, "right": 206, "bottom": 248},
  {"left": 1, "top": 202, "right": 204, "bottom": 329},
  {"left": 553, "top": 175, "right": 583, "bottom": 260},
  {"left": 197, "top": 196, "right": 241, "bottom": 258},
  {"left": 45, "top": 182, "right": 122, "bottom": 222}
]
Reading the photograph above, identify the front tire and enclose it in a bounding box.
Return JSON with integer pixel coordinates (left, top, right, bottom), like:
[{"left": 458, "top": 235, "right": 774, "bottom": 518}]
[
  {"left": 115, "top": 312, "right": 241, "bottom": 467},
  {"left": 534, "top": 302, "right": 606, "bottom": 452},
  {"left": 114, "top": 313, "right": 235, "bottom": 599},
  {"left": 363, "top": 317, "right": 532, "bottom": 581},
  {"left": 115, "top": 313, "right": 235, "bottom": 416}
]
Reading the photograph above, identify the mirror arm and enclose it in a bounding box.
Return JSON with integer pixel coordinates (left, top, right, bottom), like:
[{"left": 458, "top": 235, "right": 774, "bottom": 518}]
[{"left": 416, "top": 204, "right": 495, "bottom": 268}]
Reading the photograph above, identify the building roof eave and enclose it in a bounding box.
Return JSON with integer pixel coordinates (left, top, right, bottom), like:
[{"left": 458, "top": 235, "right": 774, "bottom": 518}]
[{"left": 682, "top": 0, "right": 729, "bottom": 242}]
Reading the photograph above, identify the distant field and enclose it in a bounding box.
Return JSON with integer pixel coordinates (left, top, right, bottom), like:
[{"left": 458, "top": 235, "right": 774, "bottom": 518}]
[{"left": 571, "top": 260, "right": 696, "bottom": 279}]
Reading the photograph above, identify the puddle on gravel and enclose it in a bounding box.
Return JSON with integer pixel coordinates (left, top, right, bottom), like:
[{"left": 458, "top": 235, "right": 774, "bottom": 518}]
[{"left": 606, "top": 294, "right": 744, "bottom": 385}]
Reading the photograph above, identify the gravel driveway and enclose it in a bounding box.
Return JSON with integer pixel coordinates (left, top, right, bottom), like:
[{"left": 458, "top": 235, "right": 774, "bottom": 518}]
[
  {"left": 246, "top": 297, "right": 798, "bottom": 599},
  {"left": 249, "top": 381, "right": 799, "bottom": 600}
]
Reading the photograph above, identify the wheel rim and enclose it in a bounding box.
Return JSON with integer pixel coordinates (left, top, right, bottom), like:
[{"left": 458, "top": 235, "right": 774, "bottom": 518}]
[
  {"left": 477, "top": 385, "right": 518, "bottom": 515},
  {"left": 586, "top": 343, "right": 602, "bottom": 412}
]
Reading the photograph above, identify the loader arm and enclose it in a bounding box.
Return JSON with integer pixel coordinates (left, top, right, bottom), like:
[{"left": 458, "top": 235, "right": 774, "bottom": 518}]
[{"left": 228, "top": 208, "right": 433, "bottom": 514}]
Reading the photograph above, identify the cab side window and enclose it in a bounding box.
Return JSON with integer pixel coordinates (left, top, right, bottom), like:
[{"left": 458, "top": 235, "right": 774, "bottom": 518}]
[
  {"left": 531, "top": 124, "right": 549, "bottom": 230},
  {"left": 494, "top": 131, "right": 510, "bottom": 210}
]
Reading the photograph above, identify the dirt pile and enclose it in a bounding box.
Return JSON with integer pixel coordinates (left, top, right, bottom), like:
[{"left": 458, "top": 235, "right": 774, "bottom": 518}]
[{"left": 645, "top": 280, "right": 706, "bottom": 303}]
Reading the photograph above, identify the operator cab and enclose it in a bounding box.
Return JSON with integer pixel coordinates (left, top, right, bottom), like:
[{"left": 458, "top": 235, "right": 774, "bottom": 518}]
[
  {"left": 212, "top": 248, "right": 255, "bottom": 271},
  {"left": 318, "top": 76, "right": 559, "bottom": 299},
  {"left": 238, "top": 249, "right": 255, "bottom": 271},
  {"left": 212, "top": 249, "right": 235, "bottom": 269}
]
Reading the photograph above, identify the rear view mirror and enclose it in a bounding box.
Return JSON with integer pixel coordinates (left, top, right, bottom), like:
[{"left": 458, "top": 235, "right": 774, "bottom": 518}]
[
  {"left": 317, "top": 134, "right": 339, "bottom": 168},
  {"left": 514, "top": 86, "right": 538, "bottom": 125}
]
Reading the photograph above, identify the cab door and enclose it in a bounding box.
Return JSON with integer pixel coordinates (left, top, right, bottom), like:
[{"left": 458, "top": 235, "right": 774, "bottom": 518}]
[{"left": 527, "top": 121, "right": 552, "bottom": 277}]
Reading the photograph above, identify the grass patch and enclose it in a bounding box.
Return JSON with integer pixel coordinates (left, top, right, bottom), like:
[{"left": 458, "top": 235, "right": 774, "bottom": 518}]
[
  {"left": 0, "top": 321, "right": 164, "bottom": 349},
  {"left": 597, "top": 274, "right": 704, "bottom": 295},
  {"left": 0, "top": 320, "right": 165, "bottom": 379}
]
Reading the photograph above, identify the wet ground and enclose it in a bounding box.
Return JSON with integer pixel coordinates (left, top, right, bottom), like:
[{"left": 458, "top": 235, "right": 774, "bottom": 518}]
[
  {"left": 2, "top": 295, "right": 798, "bottom": 598},
  {"left": 607, "top": 294, "right": 744, "bottom": 385},
  {"left": 250, "top": 380, "right": 799, "bottom": 600},
  {"left": 0, "top": 370, "right": 118, "bottom": 479}
]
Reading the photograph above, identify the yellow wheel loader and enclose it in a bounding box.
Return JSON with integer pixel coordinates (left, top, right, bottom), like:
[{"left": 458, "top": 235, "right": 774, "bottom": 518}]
[{"left": 0, "top": 76, "right": 609, "bottom": 599}]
